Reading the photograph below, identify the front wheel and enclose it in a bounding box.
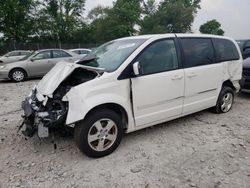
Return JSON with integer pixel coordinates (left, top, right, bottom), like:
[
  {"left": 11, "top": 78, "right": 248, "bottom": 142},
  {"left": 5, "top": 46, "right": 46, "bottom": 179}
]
[
  {"left": 74, "top": 109, "right": 124, "bottom": 158},
  {"left": 10, "top": 69, "right": 26, "bottom": 82},
  {"left": 213, "top": 86, "right": 234, "bottom": 113}
]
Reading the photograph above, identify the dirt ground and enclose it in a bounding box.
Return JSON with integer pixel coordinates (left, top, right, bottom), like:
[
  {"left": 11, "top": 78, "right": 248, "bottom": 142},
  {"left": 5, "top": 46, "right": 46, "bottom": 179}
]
[{"left": 0, "top": 79, "right": 250, "bottom": 188}]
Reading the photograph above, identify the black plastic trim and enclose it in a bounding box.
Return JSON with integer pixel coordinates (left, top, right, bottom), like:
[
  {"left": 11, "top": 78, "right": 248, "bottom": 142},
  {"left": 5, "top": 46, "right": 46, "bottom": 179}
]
[{"left": 198, "top": 88, "right": 217, "bottom": 94}]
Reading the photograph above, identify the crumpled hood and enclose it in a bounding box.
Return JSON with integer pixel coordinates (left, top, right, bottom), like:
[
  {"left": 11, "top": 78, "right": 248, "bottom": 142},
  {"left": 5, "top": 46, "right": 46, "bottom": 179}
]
[{"left": 36, "top": 61, "right": 103, "bottom": 97}]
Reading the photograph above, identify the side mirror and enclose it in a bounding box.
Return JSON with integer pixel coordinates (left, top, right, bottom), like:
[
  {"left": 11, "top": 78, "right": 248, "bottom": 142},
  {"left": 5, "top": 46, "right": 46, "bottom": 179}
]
[{"left": 133, "top": 61, "right": 140, "bottom": 76}]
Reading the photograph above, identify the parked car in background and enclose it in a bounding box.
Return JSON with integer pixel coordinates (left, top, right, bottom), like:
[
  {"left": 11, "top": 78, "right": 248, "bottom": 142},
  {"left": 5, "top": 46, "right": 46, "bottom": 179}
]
[
  {"left": 0, "top": 50, "right": 31, "bottom": 64},
  {"left": 236, "top": 39, "right": 250, "bottom": 59},
  {"left": 0, "top": 49, "right": 80, "bottom": 82},
  {"left": 241, "top": 57, "right": 250, "bottom": 91},
  {"left": 21, "top": 34, "right": 242, "bottom": 158},
  {"left": 69, "top": 48, "right": 91, "bottom": 57}
]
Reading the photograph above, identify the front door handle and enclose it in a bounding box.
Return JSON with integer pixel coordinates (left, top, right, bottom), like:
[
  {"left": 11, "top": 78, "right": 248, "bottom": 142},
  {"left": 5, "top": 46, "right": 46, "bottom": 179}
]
[
  {"left": 187, "top": 73, "right": 197, "bottom": 78},
  {"left": 171, "top": 75, "right": 183, "bottom": 80}
]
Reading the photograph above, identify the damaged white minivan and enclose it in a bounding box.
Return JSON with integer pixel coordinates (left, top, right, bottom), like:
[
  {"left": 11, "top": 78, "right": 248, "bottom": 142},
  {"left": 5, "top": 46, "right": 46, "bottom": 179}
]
[{"left": 20, "top": 34, "right": 242, "bottom": 158}]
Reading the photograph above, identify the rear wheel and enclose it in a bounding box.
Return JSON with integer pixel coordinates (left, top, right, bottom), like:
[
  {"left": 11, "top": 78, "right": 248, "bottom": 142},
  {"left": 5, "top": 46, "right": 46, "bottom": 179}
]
[
  {"left": 213, "top": 86, "right": 234, "bottom": 113},
  {"left": 10, "top": 69, "right": 26, "bottom": 82},
  {"left": 74, "top": 109, "right": 124, "bottom": 158}
]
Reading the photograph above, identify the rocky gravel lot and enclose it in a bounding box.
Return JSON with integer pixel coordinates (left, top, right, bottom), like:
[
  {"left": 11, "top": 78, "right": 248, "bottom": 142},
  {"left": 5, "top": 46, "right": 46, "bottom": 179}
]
[{"left": 0, "top": 79, "right": 250, "bottom": 188}]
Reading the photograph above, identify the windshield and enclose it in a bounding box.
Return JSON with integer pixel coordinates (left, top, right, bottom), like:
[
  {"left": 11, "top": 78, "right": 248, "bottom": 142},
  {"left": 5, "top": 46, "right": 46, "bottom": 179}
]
[
  {"left": 77, "top": 39, "right": 147, "bottom": 72},
  {"left": 19, "top": 51, "right": 36, "bottom": 61}
]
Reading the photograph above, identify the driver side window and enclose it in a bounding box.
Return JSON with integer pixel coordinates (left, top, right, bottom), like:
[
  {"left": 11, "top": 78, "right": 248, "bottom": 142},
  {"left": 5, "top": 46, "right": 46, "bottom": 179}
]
[
  {"left": 136, "top": 39, "right": 179, "bottom": 75},
  {"left": 33, "top": 51, "right": 51, "bottom": 60}
]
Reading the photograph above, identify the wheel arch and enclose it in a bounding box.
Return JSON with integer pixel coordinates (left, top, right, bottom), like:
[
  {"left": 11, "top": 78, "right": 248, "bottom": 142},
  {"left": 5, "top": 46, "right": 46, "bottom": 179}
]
[
  {"left": 222, "top": 80, "right": 236, "bottom": 91},
  {"left": 8, "top": 67, "right": 28, "bottom": 79},
  {"left": 83, "top": 103, "right": 129, "bottom": 131}
]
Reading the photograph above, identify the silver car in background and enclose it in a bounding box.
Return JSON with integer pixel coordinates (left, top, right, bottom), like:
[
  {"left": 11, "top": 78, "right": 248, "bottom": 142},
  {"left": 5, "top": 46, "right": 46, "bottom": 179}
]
[
  {"left": 0, "top": 50, "right": 31, "bottom": 64},
  {"left": 0, "top": 49, "right": 80, "bottom": 82}
]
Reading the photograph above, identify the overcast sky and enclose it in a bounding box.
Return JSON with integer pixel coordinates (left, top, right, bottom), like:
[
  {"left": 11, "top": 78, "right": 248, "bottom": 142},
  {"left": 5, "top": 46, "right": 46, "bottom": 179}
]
[{"left": 85, "top": 0, "right": 250, "bottom": 40}]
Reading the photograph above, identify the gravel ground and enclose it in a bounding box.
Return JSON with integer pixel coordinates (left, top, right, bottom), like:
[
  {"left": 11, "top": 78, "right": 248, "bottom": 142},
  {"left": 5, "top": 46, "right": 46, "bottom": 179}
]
[{"left": 0, "top": 79, "right": 250, "bottom": 188}]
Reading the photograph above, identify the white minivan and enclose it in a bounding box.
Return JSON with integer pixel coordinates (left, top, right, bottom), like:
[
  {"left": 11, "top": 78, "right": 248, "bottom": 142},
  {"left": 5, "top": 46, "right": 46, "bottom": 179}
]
[{"left": 21, "top": 34, "right": 242, "bottom": 158}]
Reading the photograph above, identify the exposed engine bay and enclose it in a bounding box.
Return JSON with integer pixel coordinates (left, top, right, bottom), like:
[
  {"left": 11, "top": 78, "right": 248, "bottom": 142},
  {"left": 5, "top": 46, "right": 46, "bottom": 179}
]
[{"left": 20, "top": 62, "right": 102, "bottom": 138}]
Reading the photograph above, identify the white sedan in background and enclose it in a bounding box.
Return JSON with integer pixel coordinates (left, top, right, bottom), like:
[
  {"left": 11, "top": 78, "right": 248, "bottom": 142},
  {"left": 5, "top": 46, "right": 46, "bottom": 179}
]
[{"left": 0, "top": 50, "right": 31, "bottom": 64}]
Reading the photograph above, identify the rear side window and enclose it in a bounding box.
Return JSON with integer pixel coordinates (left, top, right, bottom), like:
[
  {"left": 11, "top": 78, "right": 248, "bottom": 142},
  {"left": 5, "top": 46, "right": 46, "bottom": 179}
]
[
  {"left": 7, "top": 51, "right": 20, "bottom": 57},
  {"left": 181, "top": 38, "right": 215, "bottom": 68},
  {"left": 20, "top": 51, "right": 30, "bottom": 55},
  {"left": 80, "top": 50, "right": 90, "bottom": 54},
  {"left": 52, "top": 50, "right": 71, "bottom": 58},
  {"left": 72, "top": 50, "right": 80, "bottom": 54},
  {"left": 213, "top": 38, "right": 240, "bottom": 62}
]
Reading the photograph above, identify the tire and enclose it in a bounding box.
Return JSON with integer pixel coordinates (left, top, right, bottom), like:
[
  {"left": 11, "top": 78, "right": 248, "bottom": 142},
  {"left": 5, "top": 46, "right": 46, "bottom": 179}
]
[
  {"left": 213, "top": 86, "right": 234, "bottom": 114},
  {"left": 74, "top": 109, "right": 124, "bottom": 158},
  {"left": 10, "top": 69, "right": 26, "bottom": 82}
]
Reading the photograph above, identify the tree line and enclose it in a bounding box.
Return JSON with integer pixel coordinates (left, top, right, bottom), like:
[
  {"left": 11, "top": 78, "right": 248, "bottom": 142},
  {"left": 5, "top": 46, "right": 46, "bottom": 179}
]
[{"left": 0, "top": 0, "right": 224, "bottom": 47}]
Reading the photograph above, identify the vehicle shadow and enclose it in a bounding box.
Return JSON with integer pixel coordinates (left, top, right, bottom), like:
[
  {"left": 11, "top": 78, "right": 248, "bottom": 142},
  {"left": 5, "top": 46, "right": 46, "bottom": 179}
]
[
  {"left": 237, "top": 91, "right": 250, "bottom": 99},
  {"left": 0, "top": 77, "right": 40, "bottom": 84}
]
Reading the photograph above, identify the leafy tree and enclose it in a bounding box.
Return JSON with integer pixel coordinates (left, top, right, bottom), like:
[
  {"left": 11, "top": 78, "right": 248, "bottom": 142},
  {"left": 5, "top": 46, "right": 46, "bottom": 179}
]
[
  {"left": 0, "top": 0, "right": 35, "bottom": 43},
  {"left": 142, "top": 0, "right": 157, "bottom": 16},
  {"left": 199, "top": 19, "right": 224, "bottom": 36},
  {"left": 0, "top": 0, "right": 204, "bottom": 49},
  {"left": 140, "top": 0, "right": 201, "bottom": 34},
  {"left": 88, "top": 0, "right": 142, "bottom": 43},
  {"left": 35, "top": 0, "right": 86, "bottom": 44},
  {"left": 88, "top": 6, "right": 109, "bottom": 21}
]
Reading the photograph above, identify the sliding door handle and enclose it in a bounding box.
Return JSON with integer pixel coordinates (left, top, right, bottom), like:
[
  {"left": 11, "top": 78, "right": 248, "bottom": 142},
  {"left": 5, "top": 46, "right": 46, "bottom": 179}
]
[
  {"left": 171, "top": 75, "right": 183, "bottom": 80},
  {"left": 187, "top": 73, "right": 197, "bottom": 78}
]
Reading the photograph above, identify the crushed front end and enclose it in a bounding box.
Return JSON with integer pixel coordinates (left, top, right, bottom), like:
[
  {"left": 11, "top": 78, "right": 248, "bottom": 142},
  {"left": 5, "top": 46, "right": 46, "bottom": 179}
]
[
  {"left": 21, "top": 87, "right": 68, "bottom": 138},
  {"left": 19, "top": 61, "right": 102, "bottom": 138}
]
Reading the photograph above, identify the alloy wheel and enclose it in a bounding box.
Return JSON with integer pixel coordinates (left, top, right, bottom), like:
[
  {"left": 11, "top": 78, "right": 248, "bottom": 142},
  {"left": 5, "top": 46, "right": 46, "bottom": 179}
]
[
  {"left": 221, "top": 93, "right": 233, "bottom": 112},
  {"left": 87, "top": 119, "right": 118, "bottom": 152}
]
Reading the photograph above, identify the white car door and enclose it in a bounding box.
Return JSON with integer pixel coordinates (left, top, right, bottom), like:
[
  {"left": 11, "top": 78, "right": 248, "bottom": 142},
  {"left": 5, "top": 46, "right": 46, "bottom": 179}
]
[
  {"left": 180, "top": 37, "right": 223, "bottom": 114},
  {"left": 131, "top": 39, "right": 185, "bottom": 127}
]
